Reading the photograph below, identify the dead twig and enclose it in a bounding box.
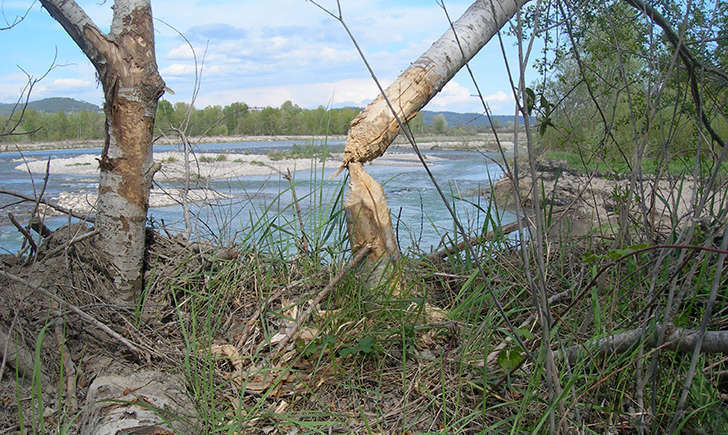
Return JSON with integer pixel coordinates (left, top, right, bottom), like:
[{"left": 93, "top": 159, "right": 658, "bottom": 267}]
[
  {"left": 274, "top": 246, "right": 370, "bottom": 355},
  {"left": 0, "top": 309, "right": 21, "bottom": 382},
  {"left": 31, "top": 157, "right": 52, "bottom": 220},
  {"left": 0, "top": 270, "right": 146, "bottom": 360},
  {"left": 235, "top": 278, "right": 309, "bottom": 350},
  {"left": 554, "top": 243, "right": 728, "bottom": 327},
  {"left": 428, "top": 220, "right": 522, "bottom": 261},
  {"left": 8, "top": 213, "right": 37, "bottom": 255},
  {"left": 41, "top": 229, "right": 99, "bottom": 259}
]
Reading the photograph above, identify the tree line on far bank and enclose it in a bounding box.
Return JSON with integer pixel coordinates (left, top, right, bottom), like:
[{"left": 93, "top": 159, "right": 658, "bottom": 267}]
[{"left": 0, "top": 99, "right": 490, "bottom": 143}]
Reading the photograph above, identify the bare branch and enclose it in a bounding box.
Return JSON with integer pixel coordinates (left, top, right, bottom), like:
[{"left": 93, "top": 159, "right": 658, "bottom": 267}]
[
  {"left": 0, "top": 270, "right": 147, "bottom": 359},
  {"left": 0, "top": 189, "right": 95, "bottom": 223},
  {"left": 38, "top": 0, "right": 109, "bottom": 67},
  {"left": 0, "top": 0, "right": 37, "bottom": 31}
]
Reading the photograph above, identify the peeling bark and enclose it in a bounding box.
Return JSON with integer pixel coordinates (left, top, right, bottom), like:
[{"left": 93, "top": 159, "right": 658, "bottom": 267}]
[
  {"left": 341, "top": 0, "right": 529, "bottom": 278},
  {"left": 80, "top": 370, "right": 196, "bottom": 434},
  {"left": 40, "top": 0, "right": 165, "bottom": 301}
]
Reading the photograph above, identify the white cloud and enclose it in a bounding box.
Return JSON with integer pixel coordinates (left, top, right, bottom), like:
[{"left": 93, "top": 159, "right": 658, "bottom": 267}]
[
  {"left": 167, "top": 44, "right": 196, "bottom": 60},
  {"left": 485, "top": 90, "right": 511, "bottom": 103},
  {"left": 161, "top": 63, "right": 197, "bottom": 76},
  {"left": 51, "top": 78, "right": 92, "bottom": 90},
  {"left": 193, "top": 77, "right": 386, "bottom": 108},
  {"left": 429, "top": 81, "right": 473, "bottom": 108},
  {"left": 0, "top": 0, "right": 519, "bottom": 114},
  {"left": 427, "top": 82, "right": 514, "bottom": 113}
]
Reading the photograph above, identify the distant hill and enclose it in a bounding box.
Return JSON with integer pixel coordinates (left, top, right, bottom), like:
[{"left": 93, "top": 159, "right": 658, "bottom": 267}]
[
  {"left": 421, "top": 110, "right": 525, "bottom": 129},
  {"left": 0, "top": 97, "right": 100, "bottom": 116}
]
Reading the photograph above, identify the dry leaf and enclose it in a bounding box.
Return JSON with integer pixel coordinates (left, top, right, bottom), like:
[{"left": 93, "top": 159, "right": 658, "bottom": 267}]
[{"left": 205, "top": 343, "right": 244, "bottom": 372}]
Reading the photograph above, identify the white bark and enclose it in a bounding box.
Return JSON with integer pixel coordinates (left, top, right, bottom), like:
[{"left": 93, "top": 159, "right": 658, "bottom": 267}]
[
  {"left": 343, "top": 0, "right": 531, "bottom": 166},
  {"left": 561, "top": 325, "right": 728, "bottom": 365},
  {"left": 40, "top": 0, "right": 165, "bottom": 300},
  {"left": 343, "top": 0, "right": 530, "bottom": 278},
  {"left": 80, "top": 370, "right": 197, "bottom": 434}
]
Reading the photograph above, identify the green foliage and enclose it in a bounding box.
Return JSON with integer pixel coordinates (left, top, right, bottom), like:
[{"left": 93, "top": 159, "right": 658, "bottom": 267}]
[
  {"left": 0, "top": 97, "right": 99, "bottom": 117},
  {"left": 267, "top": 143, "right": 334, "bottom": 161},
  {"left": 198, "top": 154, "right": 227, "bottom": 163},
  {"left": 1, "top": 98, "right": 494, "bottom": 143},
  {"left": 545, "top": 150, "right": 728, "bottom": 176},
  {"left": 431, "top": 113, "right": 448, "bottom": 134},
  {"left": 536, "top": 1, "right": 727, "bottom": 174},
  {"left": 0, "top": 108, "right": 105, "bottom": 143},
  {"left": 154, "top": 100, "right": 361, "bottom": 137}
]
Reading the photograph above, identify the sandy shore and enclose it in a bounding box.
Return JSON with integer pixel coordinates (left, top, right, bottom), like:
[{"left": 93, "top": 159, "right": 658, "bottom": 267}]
[
  {"left": 2, "top": 132, "right": 527, "bottom": 154},
  {"left": 13, "top": 150, "right": 438, "bottom": 181},
  {"left": 40, "top": 187, "right": 233, "bottom": 216}
]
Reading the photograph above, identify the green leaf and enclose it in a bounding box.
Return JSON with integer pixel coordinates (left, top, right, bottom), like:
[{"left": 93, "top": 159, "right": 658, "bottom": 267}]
[
  {"left": 339, "top": 347, "right": 356, "bottom": 358},
  {"left": 515, "top": 328, "right": 534, "bottom": 340},
  {"left": 524, "top": 87, "right": 536, "bottom": 116},
  {"left": 582, "top": 252, "right": 600, "bottom": 263},
  {"left": 497, "top": 347, "right": 524, "bottom": 371},
  {"left": 357, "top": 336, "right": 376, "bottom": 354},
  {"left": 607, "top": 243, "right": 651, "bottom": 260}
]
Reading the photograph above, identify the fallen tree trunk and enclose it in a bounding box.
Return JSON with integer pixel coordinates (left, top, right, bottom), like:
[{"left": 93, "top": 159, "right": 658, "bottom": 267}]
[
  {"left": 561, "top": 325, "right": 728, "bottom": 365},
  {"left": 342, "top": 0, "right": 530, "bottom": 280}
]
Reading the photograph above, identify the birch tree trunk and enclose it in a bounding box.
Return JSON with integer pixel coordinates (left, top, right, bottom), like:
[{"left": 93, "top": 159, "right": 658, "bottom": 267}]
[
  {"left": 343, "top": 0, "right": 529, "bottom": 277},
  {"left": 40, "top": 0, "right": 165, "bottom": 302}
]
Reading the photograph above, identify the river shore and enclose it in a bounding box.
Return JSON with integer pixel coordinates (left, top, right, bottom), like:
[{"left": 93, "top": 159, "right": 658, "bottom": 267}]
[{"left": 2, "top": 132, "right": 527, "bottom": 154}]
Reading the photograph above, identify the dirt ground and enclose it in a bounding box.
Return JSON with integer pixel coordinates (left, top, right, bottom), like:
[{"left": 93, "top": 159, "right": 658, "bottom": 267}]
[{"left": 486, "top": 160, "right": 708, "bottom": 239}]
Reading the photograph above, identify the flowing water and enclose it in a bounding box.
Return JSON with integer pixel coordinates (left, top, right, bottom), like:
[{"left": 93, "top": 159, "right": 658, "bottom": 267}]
[{"left": 0, "top": 139, "right": 515, "bottom": 255}]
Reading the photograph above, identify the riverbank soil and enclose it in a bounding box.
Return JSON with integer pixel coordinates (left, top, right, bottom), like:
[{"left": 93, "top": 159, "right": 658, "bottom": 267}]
[{"left": 487, "top": 159, "right": 700, "bottom": 239}]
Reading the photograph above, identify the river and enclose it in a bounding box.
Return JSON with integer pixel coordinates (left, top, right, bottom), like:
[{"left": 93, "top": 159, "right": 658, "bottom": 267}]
[{"left": 0, "top": 139, "right": 514, "bottom": 255}]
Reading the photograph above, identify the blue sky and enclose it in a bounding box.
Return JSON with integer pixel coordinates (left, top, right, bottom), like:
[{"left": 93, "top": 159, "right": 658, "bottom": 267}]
[{"left": 0, "top": 0, "right": 533, "bottom": 114}]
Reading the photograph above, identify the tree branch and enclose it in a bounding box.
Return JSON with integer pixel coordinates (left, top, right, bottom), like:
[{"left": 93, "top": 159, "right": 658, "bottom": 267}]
[
  {"left": 38, "top": 0, "right": 110, "bottom": 68},
  {"left": 0, "top": 189, "right": 95, "bottom": 223},
  {"left": 561, "top": 325, "right": 728, "bottom": 364},
  {"left": 623, "top": 0, "right": 726, "bottom": 149}
]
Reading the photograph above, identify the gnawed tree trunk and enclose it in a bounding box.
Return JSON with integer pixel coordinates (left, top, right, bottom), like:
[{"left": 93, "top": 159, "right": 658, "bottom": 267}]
[
  {"left": 344, "top": 163, "right": 399, "bottom": 285},
  {"left": 343, "top": 0, "right": 529, "bottom": 279},
  {"left": 40, "top": 0, "right": 165, "bottom": 302}
]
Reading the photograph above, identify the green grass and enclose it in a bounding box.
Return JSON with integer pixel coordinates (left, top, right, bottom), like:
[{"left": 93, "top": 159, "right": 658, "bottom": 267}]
[
  {"left": 267, "top": 143, "right": 335, "bottom": 162},
  {"left": 199, "top": 154, "right": 227, "bottom": 163}
]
